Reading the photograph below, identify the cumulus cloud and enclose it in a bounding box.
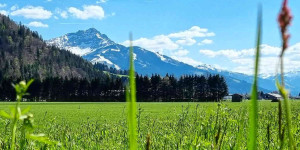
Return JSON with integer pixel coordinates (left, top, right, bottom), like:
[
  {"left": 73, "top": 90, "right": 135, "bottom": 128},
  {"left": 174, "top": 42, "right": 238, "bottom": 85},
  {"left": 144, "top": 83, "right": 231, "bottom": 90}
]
[
  {"left": 198, "top": 39, "right": 213, "bottom": 45},
  {"left": 122, "top": 26, "right": 215, "bottom": 54},
  {"left": 60, "top": 11, "right": 68, "bottom": 18},
  {"left": 96, "top": 0, "right": 108, "bottom": 3},
  {"left": 10, "top": 6, "right": 52, "bottom": 19},
  {"left": 0, "top": 3, "right": 6, "bottom": 8},
  {"left": 122, "top": 35, "right": 179, "bottom": 53},
  {"left": 168, "top": 26, "right": 214, "bottom": 38},
  {"left": 173, "top": 49, "right": 189, "bottom": 56},
  {"left": 28, "top": 21, "right": 49, "bottom": 28},
  {"left": 199, "top": 43, "right": 300, "bottom": 75},
  {"left": 0, "top": 10, "right": 8, "bottom": 15},
  {"left": 55, "top": 8, "right": 68, "bottom": 19},
  {"left": 175, "top": 38, "right": 196, "bottom": 46},
  {"left": 68, "top": 5, "right": 105, "bottom": 20},
  {"left": 10, "top": 5, "right": 18, "bottom": 11},
  {"left": 199, "top": 49, "right": 254, "bottom": 58},
  {"left": 199, "top": 44, "right": 281, "bottom": 59}
]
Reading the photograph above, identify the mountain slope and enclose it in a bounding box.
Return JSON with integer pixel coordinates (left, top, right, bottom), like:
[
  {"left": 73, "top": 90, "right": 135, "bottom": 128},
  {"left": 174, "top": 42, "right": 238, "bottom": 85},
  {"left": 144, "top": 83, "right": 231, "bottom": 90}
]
[
  {"left": 47, "top": 28, "right": 273, "bottom": 94},
  {"left": 0, "top": 15, "right": 104, "bottom": 80},
  {"left": 47, "top": 28, "right": 211, "bottom": 75}
]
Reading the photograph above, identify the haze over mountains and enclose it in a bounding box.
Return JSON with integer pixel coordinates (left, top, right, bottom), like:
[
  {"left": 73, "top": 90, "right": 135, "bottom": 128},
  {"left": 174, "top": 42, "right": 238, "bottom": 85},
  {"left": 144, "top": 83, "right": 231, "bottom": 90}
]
[{"left": 47, "top": 28, "right": 300, "bottom": 95}]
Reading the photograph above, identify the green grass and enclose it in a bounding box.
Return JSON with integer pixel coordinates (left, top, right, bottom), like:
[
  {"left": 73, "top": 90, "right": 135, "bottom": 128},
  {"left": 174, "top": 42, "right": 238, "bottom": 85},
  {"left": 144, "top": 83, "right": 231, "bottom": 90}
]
[
  {"left": 248, "top": 7, "right": 261, "bottom": 150},
  {"left": 127, "top": 33, "right": 138, "bottom": 150},
  {"left": 1, "top": 101, "right": 300, "bottom": 149},
  {"left": 103, "top": 71, "right": 129, "bottom": 78}
]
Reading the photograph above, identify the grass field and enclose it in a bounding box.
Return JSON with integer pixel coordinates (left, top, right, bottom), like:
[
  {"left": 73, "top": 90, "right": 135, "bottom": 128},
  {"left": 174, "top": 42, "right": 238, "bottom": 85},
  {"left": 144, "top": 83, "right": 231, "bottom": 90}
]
[{"left": 1, "top": 101, "right": 300, "bottom": 149}]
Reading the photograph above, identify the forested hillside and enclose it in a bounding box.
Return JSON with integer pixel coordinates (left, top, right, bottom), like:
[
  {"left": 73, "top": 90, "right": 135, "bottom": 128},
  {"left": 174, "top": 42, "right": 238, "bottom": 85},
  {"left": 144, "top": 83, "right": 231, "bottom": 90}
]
[{"left": 0, "top": 14, "right": 104, "bottom": 80}]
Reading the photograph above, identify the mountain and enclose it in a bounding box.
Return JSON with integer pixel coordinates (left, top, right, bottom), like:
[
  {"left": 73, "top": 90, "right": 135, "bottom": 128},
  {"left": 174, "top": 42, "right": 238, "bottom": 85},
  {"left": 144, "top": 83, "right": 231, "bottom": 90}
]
[
  {"left": 0, "top": 15, "right": 105, "bottom": 80},
  {"left": 47, "top": 28, "right": 278, "bottom": 94},
  {"left": 285, "top": 71, "right": 300, "bottom": 95},
  {"left": 261, "top": 71, "right": 300, "bottom": 96}
]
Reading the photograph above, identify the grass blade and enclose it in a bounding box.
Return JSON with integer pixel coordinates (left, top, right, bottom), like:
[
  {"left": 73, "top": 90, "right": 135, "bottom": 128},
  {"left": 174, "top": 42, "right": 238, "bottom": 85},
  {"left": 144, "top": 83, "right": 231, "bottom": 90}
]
[
  {"left": 248, "top": 6, "right": 262, "bottom": 150},
  {"left": 276, "top": 80, "right": 296, "bottom": 149},
  {"left": 126, "top": 33, "right": 138, "bottom": 150}
]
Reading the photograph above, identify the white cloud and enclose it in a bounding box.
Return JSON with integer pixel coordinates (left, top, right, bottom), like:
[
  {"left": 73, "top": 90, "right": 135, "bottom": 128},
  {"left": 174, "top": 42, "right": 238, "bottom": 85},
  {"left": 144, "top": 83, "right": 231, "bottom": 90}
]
[
  {"left": 199, "top": 43, "right": 300, "bottom": 75},
  {"left": 199, "top": 49, "right": 254, "bottom": 58},
  {"left": 55, "top": 8, "right": 68, "bottom": 19},
  {"left": 10, "top": 5, "right": 18, "bottom": 11},
  {"left": 198, "top": 39, "right": 213, "bottom": 45},
  {"left": 96, "top": 0, "right": 108, "bottom": 3},
  {"left": 0, "top": 10, "right": 8, "bottom": 16},
  {"left": 175, "top": 38, "right": 196, "bottom": 46},
  {"left": 28, "top": 21, "right": 49, "bottom": 28},
  {"left": 122, "top": 35, "right": 179, "bottom": 53},
  {"left": 60, "top": 11, "right": 68, "bottom": 18},
  {"left": 168, "top": 26, "right": 215, "bottom": 39},
  {"left": 10, "top": 6, "right": 52, "bottom": 19},
  {"left": 121, "top": 26, "right": 215, "bottom": 54},
  {"left": 199, "top": 45, "right": 281, "bottom": 59},
  {"left": 173, "top": 49, "right": 189, "bottom": 56},
  {"left": 0, "top": 3, "right": 6, "bottom": 8},
  {"left": 171, "top": 56, "right": 202, "bottom": 67},
  {"left": 169, "top": 26, "right": 214, "bottom": 46},
  {"left": 68, "top": 5, "right": 105, "bottom": 20}
]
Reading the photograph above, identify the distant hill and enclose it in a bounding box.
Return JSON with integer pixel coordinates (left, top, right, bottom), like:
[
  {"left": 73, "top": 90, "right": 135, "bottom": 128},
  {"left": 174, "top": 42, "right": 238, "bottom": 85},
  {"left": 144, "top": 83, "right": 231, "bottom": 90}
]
[
  {"left": 47, "top": 28, "right": 273, "bottom": 94},
  {"left": 0, "top": 15, "right": 105, "bottom": 80}
]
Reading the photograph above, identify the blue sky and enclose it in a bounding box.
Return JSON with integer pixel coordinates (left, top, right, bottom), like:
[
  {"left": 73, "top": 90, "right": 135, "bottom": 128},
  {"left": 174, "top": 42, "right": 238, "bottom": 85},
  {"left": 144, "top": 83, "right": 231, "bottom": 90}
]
[{"left": 1, "top": 0, "right": 300, "bottom": 75}]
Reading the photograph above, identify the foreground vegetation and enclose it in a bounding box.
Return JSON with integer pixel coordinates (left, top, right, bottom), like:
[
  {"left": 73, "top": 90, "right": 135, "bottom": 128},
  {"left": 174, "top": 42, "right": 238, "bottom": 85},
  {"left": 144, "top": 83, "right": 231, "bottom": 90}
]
[{"left": 0, "top": 101, "right": 299, "bottom": 149}]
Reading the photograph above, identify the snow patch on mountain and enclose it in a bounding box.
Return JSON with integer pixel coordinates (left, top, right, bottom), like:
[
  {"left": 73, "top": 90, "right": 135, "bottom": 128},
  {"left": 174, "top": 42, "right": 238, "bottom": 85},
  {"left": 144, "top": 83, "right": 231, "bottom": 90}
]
[
  {"left": 47, "top": 35, "right": 69, "bottom": 48},
  {"left": 196, "top": 64, "right": 222, "bottom": 72},
  {"left": 111, "top": 48, "right": 120, "bottom": 52},
  {"left": 96, "top": 33, "right": 102, "bottom": 39},
  {"left": 155, "top": 52, "right": 166, "bottom": 61},
  {"left": 65, "top": 46, "right": 95, "bottom": 56},
  {"left": 90, "top": 54, "right": 121, "bottom": 70}
]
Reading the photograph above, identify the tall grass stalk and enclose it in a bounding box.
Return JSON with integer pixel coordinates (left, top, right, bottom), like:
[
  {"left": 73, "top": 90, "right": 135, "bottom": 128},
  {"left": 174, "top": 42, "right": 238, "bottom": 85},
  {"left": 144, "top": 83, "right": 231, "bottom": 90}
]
[
  {"left": 126, "top": 33, "right": 138, "bottom": 150},
  {"left": 276, "top": 70, "right": 296, "bottom": 149},
  {"left": 276, "top": 0, "right": 296, "bottom": 149},
  {"left": 248, "top": 6, "right": 262, "bottom": 150},
  {"left": 11, "top": 80, "right": 34, "bottom": 150}
]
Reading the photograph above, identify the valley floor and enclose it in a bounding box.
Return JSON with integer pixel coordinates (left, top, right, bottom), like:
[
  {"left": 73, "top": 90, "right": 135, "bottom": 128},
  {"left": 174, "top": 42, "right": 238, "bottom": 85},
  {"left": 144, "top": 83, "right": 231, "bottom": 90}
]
[{"left": 0, "top": 101, "right": 300, "bottom": 149}]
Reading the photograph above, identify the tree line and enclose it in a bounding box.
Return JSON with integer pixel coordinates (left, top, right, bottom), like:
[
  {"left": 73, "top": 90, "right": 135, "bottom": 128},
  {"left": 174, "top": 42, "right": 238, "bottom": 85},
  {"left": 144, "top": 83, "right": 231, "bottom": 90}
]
[{"left": 0, "top": 74, "right": 228, "bottom": 102}]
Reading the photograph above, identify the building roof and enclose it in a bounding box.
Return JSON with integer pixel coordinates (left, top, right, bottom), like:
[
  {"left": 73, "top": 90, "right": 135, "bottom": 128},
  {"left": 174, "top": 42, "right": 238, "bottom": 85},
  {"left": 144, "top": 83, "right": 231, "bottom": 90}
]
[{"left": 267, "top": 93, "right": 282, "bottom": 98}]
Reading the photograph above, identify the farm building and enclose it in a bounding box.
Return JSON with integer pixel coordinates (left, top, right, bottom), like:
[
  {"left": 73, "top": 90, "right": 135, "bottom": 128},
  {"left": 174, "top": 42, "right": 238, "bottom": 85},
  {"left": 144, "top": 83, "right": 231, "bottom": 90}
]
[
  {"left": 232, "top": 94, "right": 243, "bottom": 102},
  {"left": 265, "top": 93, "right": 282, "bottom": 102},
  {"left": 223, "top": 95, "right": 232, "bottom": 100}
]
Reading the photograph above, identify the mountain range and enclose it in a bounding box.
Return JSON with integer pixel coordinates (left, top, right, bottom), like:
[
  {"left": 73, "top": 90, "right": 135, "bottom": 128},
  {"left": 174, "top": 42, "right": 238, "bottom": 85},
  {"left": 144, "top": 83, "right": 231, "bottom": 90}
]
[{"left": 47, "top": 28, "right": 300, "bottom": 95}]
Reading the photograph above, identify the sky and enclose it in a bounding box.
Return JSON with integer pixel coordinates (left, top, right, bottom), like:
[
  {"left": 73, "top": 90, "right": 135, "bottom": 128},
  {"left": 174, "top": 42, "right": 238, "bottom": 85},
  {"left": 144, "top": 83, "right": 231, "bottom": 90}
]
[{"left": 0, "top": 0, "right": 300, "bottom": 76}]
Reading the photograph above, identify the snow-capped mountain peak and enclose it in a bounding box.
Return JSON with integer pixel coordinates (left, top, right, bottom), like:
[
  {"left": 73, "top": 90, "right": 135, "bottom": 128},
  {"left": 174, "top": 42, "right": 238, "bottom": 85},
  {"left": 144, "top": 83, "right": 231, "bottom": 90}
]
[{"left": 47, "top": 28, "right": 115, "bottom": 56}]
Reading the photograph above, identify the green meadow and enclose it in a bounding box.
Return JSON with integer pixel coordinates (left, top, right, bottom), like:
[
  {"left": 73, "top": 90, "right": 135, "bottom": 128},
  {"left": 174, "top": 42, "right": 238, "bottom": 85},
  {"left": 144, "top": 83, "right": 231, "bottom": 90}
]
[{"left": 1, "top": 101, "right": 300, "bottom": 149}]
